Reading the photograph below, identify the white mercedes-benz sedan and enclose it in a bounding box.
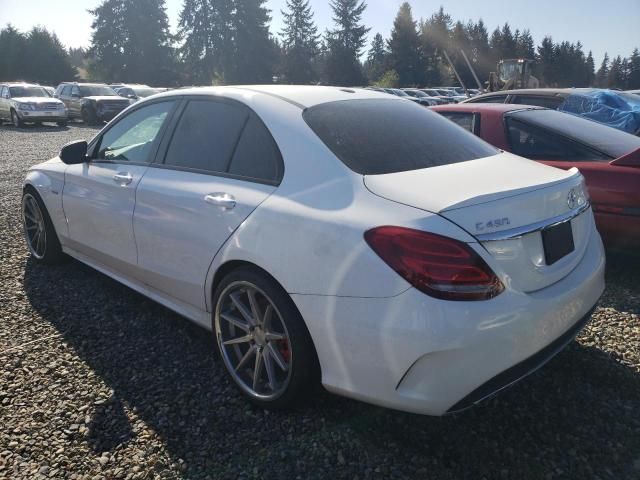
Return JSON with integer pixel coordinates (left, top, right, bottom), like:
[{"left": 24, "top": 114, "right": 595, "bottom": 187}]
[{"left": 22, "top": 85, "right": 605, "bottom": 415}]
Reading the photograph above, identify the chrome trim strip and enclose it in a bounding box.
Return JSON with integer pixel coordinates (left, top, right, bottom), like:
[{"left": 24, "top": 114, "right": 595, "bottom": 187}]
[{"left": 475, "top": 203, "right": 590, "bottom": 242}]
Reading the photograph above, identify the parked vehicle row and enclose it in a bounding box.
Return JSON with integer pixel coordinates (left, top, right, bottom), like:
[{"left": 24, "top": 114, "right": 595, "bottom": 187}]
[
  {"left": 23, "top": 85, "right": 604, "bottom": 416},
  {"left": 0, "top": 82, "right": 67, "bottom": 127},
  {"left": 463, "top": 88, "right": 640, "bottom": 135}
]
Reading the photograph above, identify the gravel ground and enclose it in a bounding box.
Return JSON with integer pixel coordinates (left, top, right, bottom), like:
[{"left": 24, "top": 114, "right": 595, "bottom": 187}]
[{"left": 0, "top": 123, "right": 639, "bottom": 480}]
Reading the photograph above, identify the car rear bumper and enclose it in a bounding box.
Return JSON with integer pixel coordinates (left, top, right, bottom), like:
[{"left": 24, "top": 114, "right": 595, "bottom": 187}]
[{"left": 292, "top": 225, "right": 605, "bottom": 415}]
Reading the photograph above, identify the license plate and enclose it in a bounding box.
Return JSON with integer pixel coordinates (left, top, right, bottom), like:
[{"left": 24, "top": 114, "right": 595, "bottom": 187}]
[{"left": 541, "top": 221, "right": 574, "bottom": 265}]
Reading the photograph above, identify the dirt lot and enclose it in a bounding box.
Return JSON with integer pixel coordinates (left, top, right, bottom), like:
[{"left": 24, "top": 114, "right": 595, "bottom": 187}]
[{"left": 1, "top": 123, "right": 639, "bottom": 480}]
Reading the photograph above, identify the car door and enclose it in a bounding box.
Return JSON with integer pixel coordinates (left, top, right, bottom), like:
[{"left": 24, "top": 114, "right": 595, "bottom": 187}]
[
  {"left": 0, "top": 86, "right": 8, "bottom": 120},
  {"left": 58, "top": 85, "right": 72, "bottom": 116},
  {"left": 62, "top": 100, "right": 177, "bottom": 275},
  {"left": 69, "top": 85, "right": 82, "bottom": 118},
  {"left": 133, "top": 98, "right": 282, "bottom": 311}
]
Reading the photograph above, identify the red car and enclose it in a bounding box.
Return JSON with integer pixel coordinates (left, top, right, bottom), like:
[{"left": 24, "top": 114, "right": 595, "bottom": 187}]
[{"left": 431, "top": 103, "right": 640, "bottom": 250}]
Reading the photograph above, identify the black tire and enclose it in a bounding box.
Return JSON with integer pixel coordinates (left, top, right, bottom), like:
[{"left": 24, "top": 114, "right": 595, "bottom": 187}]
[
  {"left": 212, "top": 266, "right": 320, "bottom": 410},
  {"left": 81, "top": 107, "right": 98, "bottom": 125},
  {"left": 11, "top": 109, "right": 24, "bottom": 128},
  {"left": 57, "top": 121, "right": 68, "bottom": 127},
  {"left": 22, "top": 187, "right": 67, "bottom": 265}
]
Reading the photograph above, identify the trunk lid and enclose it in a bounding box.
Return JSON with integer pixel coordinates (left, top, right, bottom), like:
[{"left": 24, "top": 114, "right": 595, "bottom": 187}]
[{"left": 364, "top": 152, "right": 593, "bottom": 292}]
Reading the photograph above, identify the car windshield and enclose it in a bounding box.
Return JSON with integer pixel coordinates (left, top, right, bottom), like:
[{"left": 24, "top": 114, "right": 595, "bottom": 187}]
[
  {"left": 408, "top": 90, "right": 427, "bottom": 98},
  {"left": 303, "top": 98, "right": 499, "bottom": 175},
  {"left": 79, "top": 85, "right": 118, "bottom": 97},
  {"left": 9, "top": 86, "right": 48, "bottom": 97},
  {"left": 437, "top": 89, "right": 453, "bottom": 96},
  {"left": 510, "top": 109, "right": 640, "bottom": 158},
  {"left": 392, "top": 89, "right": 409, "bottom": 97}
]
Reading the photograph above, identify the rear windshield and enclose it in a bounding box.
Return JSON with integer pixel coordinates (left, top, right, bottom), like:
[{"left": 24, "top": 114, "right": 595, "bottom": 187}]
[
  {"left": 303, "top": 99, "right": 499, "bottom": 175},
  {"left": 509, "top": 109, "right": 640, "bottom": 158}
]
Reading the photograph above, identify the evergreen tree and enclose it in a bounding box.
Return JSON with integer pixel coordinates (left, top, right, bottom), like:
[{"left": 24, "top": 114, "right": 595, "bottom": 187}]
[
  {"left": 465, "top": 19, "right": 491, "bottom": 85},
  {"left": 88, "top": 0, "right": 176, "bottom": 85},
  {"left": 595, "top": 53, "right": 609, "bottom": 88},
  {"left": 419, "top": 7, "right": 452, "bottom": 86},
  {"left": 0, "top": 25, "right": 76, "bottom": 84},
  {"left": 24, "top": 27, "right": 77, "bottom": 85},
  {"left": 0, "top": 25, "right": 29, "bottom": 81},
  {"left": 608, "top": 55, "right": 625, "bottom": 88},
  {"left": 627, "top": 48, "right": 640, "bottom": 89},
  {"left": 280, "top": 0, "right": 320, "bottom": 84},
  {"left": 229, "top": 0, "right": 275, "bottom": 83},
  {"left": 515, "top": 29, "right": 535, "bottom": 59},
  {"left": 585, "top": 51, "right": 596, "bottom": 86},
  {"left": 387, "top": 2, "right": 421, "bottom": 86},
  {"left": 364, "top": 33, "right": 386, "bottom": 83},
  {"left": 499, "top": 23, "right": 516, "bottom": 58},
  {"left": 325, "top": 0, "right": 369, "bottom": 85}
]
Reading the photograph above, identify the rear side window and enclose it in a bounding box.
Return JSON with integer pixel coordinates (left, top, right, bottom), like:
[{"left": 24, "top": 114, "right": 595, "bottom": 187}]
[
  {"left": 303, "top": 99, "right": 498, "bottom": 175},
  {"left": 437, "top": 112, "right": 477, "bottom": 134},
  {"left": 164, "top": 100, "right": 248, "bottom": 173},
  {"left": 506, "top": 118, "right": 609, "bottom": 161},
  {"left": 512, "top": 95, "right": 563, "bottom": 109},
  {"left": 228, "top": 114, "right": 282, "bottom": 183}
]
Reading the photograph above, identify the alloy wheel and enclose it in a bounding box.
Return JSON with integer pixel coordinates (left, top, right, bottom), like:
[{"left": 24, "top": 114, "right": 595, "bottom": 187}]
[
  {"left": 22, "top": 193, "right": 47, "bottom": 259},
  {"left": 11, "top": 111, "right": 20, "bottom": 128},
  {"left": 215, "top": 281, "right": 293, "bottom": 400}
]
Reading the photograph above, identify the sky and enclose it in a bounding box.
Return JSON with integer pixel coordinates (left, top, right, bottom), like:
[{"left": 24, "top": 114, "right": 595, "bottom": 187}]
[{"left": 0, "top": 0, "right": 638, "bottom": 65}]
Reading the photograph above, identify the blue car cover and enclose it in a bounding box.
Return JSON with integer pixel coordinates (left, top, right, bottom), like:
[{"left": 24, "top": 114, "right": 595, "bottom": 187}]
[{"left": 558, "top": 89, "right": 640, "bottom": 135}]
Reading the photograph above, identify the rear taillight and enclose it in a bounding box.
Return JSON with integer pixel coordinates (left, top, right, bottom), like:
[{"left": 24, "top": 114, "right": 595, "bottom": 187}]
[{"left": 364, "top": 226, "right": 504, "bottom": 301}]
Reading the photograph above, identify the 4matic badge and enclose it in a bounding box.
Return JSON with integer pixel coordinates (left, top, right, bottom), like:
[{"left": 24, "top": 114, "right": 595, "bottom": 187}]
[{"left": 476, "top": 217, "right": 510, "bottom": 232}]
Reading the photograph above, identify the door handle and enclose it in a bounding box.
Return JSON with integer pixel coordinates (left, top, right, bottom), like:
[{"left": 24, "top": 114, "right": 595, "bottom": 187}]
[
  {"left": 112, "top": 172, "right": 133, "bottom": 186},
  {"left": 204, "top": 192, "right": 236, "bottom": 210}
]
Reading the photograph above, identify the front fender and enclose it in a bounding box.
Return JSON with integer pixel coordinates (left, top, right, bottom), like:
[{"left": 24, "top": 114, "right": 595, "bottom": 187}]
[{"left": 23, "top": 160, "right": 68, "bottom": 240}]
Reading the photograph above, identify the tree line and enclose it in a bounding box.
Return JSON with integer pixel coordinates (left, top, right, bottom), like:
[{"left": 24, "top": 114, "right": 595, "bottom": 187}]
[{"left": 1, "top": 0, "right": 639, "bottom": 91}]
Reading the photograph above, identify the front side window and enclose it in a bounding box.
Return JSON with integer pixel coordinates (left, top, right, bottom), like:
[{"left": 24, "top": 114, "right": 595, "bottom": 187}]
[
  {"left": 438, "top": 112, "right": 477, "bottom": 134},
  {"left": 303, "top": 99, "right": 498, "bottom": 175},
  {"left": 71, "top": 86, "right": 80, "bottom": 96},
  {"left": 61, "top": 85, "right": 71, "bottom": 96},
  {"left": 163, "top": 100, "right": 248, "bottom": 174},
  {"left": 505, "top": 118, "right": 609, "bottom": 161},
  {"left": 96, "top": 101, "right": 174, "bottom": 163}
]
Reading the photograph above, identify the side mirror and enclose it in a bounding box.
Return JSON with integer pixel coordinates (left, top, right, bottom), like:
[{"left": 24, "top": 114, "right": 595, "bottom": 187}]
[
  {"left": 60, "top": 140, "right": 88, "bottom": 164},
  {"left": 127, "top": 94, "right": 136, "bottom": 99}
]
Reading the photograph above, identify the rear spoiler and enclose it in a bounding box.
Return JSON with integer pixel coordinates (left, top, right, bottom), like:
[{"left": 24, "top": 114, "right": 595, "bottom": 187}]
[{"left": 610, "top": 147, "right": 640, "bottom": 167}]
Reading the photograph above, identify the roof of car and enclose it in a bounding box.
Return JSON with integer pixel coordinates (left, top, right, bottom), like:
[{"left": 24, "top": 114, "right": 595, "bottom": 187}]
[
  {"left": 2, "top": 82, "right": 41, "bottom": 87},
  {"left": 154, "top": 85, "right": 397, "bottom": 109},
  {"left": 430, "top": 103, "right": 544, "bottom": 114},
  {"left": 465, "top": 88, "right": 601, "bottom": 99}
]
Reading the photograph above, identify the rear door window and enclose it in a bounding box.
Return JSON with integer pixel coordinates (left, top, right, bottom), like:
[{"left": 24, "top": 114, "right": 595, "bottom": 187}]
[
  {"left": 437, "top": 112, "right": 478, "bottom": 134},
  {"left": 505, "top": 118, "right": 609, "bottom": 161},
  {"left": 163, "top": 100, "right": 248, "bottom": 174},
  {"left": 228, "top": 114, "right": 283, "bottom": 183}
]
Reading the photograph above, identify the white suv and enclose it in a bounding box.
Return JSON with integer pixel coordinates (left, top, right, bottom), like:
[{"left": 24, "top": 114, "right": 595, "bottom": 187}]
[{"left": 0, "top": 83, "right": 67, "bottom": 128}]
